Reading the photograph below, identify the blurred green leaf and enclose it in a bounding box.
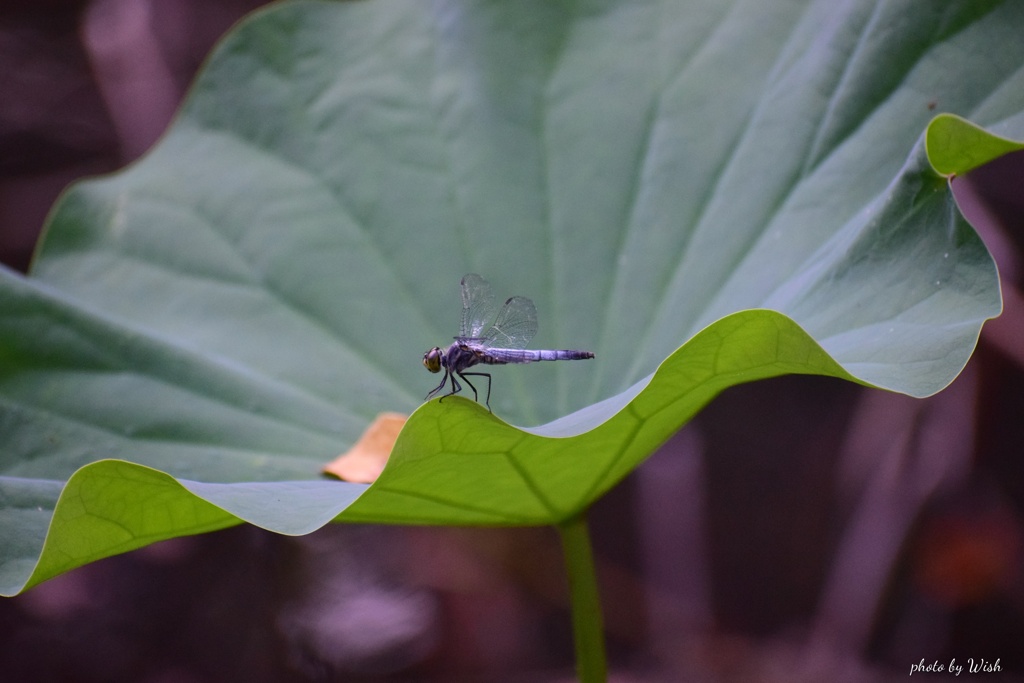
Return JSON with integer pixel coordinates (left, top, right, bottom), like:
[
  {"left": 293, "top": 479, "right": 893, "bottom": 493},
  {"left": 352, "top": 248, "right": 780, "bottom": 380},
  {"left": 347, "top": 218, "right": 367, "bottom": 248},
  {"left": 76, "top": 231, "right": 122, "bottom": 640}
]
[
  {"left": 3, "top": 0, "right": 1020, "bottom": 595},
  {"left": 927, "top": 113, "right": 1024, "bottom": 176}
]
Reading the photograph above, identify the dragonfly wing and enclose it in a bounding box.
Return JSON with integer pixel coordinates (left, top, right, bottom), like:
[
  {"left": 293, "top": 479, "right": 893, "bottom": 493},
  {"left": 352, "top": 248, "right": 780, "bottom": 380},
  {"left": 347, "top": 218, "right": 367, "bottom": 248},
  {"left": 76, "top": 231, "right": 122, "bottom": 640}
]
[
  {"left": 459, "top": 273, "right": 497, "bottom": 339},
  {"left": 482, "top": 295, "right": 537, "bottom": 349}
]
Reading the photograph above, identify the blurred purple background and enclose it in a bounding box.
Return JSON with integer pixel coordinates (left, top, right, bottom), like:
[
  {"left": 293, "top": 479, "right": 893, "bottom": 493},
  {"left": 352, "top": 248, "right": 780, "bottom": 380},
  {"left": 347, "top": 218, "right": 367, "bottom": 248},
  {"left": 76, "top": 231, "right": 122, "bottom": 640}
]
[{"left": 2, "top": 1, "right": 1023, "bottom": 681}]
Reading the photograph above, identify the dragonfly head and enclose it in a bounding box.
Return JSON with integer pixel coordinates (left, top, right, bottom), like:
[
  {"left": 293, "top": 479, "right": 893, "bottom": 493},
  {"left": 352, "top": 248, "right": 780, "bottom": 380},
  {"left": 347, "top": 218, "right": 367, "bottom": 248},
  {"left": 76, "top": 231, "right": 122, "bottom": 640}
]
[{"left": 423, "top": 347, "right": 443, "bottom": 373}]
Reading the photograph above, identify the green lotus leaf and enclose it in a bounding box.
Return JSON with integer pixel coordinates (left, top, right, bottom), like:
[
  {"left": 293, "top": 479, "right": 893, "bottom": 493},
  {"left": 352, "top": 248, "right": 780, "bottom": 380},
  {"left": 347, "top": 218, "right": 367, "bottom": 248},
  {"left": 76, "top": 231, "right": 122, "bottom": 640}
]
[
  {"left": 2, "top": 0, "right": 1020, "bottom": 596},
  {"left": 927, "top": 113, "right": 1024, "bottom": 176}
]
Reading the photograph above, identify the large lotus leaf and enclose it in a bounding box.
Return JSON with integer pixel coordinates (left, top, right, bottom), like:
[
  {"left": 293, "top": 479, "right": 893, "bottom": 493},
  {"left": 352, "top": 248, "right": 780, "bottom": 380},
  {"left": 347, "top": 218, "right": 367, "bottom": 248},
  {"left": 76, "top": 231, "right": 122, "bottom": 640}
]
[{"left": 1, "top": 0, "right": 1019, "bottom": 596}]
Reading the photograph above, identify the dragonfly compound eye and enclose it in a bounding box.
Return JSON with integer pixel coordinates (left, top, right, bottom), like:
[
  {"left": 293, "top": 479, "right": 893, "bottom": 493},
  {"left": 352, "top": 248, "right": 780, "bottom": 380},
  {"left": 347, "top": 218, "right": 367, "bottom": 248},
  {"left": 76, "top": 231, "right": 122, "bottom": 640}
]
[{"left": 423, "top": 347, "right": 442, "bottom": 373}]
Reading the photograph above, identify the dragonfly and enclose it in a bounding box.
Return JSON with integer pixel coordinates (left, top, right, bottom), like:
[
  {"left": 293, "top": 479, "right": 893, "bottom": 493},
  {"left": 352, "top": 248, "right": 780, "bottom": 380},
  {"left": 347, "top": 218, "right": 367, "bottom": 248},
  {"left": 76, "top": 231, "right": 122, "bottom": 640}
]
[{"left": 423, "top": 273, "right": 595, "bottom": 411}]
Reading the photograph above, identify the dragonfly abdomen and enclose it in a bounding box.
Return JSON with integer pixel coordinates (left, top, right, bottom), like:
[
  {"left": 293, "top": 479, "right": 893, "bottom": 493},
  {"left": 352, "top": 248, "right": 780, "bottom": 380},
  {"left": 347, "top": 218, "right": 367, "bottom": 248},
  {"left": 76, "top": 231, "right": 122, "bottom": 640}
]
[{"left": 482, "top": 348, "right": 595, "bottom": 364}]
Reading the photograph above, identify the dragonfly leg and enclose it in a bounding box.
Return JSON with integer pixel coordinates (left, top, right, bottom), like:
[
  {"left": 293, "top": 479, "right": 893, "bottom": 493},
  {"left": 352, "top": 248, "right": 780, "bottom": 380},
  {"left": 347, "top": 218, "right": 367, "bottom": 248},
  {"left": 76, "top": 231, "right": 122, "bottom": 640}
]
[
  {"left": 426, "top": 369, "right": 452, "bottom": 401},
  {"left": 434, "top": 370, "right": 462, "bottom": 403},
  {"left": 456, "top": 372, "right": 478, "bottom": 403},
  {"left": 459, "top": 371, "right": 492, "bottom": 412},
  {"left": 439, "top": 372, "right": 463, "bottom": 403}
]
